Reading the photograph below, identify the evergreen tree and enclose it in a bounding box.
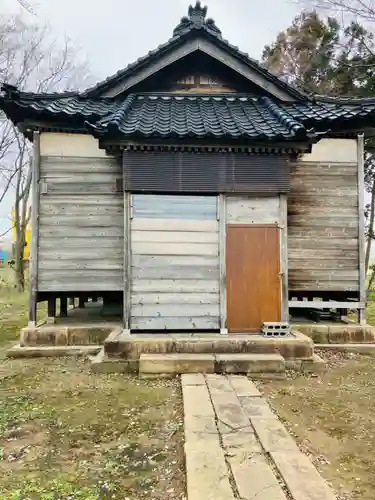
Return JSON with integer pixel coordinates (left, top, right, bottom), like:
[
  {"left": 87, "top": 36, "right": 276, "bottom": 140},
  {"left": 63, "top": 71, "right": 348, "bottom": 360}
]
[{"left": 262, "top": 11, "right": 375, "bottom": 279}]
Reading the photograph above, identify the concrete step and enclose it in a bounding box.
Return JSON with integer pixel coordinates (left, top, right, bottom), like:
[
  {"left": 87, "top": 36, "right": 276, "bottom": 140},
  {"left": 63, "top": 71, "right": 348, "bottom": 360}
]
[
  {"left": 139, "top": 353, "right": 286, "bottom": 377},
  {"left": 90, "top": 348, "right": 138, "bottom": 374},
  {"left": 104, "top": 330, "right": 313, "bottom": 360},
  {"left": 7, "top": 344, "right": 102, "bottom": 359},
  {"left": 316, "top": 343, "right": 375, "bottom": 354},
  {"left": 285, "top": 353, "right": 327, "bottom": 374},
  {"left": 216, "top": 353, "right": 285, "bottom": 375}
]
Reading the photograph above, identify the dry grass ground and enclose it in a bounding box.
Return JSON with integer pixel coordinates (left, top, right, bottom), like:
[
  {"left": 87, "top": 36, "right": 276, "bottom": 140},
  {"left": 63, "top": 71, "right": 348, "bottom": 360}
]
[
  {"left": 365, "top": 301, "right": 375, "bottom": 324},
  {"left": 2, "top": 267, "right": 375, "bottom": 499},
  {"left": 0, "top": 266, "right": 46, "bottom": 346},
  {"left": 0, "top": 266, "right": 27, "bottom": 345},
  {"left": 0, "top": 269, "right": 185, "bottom": 499},
  {"left": 0, "top": 356, "right": 185, "bottom": 499},
  {"left": 259, "top": 352, "right": 375, "bottom": 500}
]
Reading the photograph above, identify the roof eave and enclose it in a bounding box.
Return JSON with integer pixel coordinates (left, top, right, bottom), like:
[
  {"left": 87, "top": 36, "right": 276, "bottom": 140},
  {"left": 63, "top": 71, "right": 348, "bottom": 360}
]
[
  {"left": 201, "top": 30, "right": 307, "bottom": 101},
  {"left": 92, "top": 126, "right": 317, "bottom": 144},
  {"left": 82, "top": 26, "right": 308, "bottom": 101},
  {"left": 82, "top": 34, "right": 185, "bottom": 98}
]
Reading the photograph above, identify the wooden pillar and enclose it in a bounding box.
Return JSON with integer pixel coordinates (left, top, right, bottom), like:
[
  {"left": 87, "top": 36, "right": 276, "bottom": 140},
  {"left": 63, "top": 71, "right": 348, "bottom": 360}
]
[
  {"left": 357, "top": 134, "right": 367, "bottom": 325},
  {"left": 28, "top": 131, "right": 41, "bottom": 327},
  {"left": 47, "top": 297, "right": 56, "bottom": 324},
  {"left": 218, "top": 194, "right": 228, "bottom": 334},
  {"left": 60, "top": 297, "right": 68, "bottom": 317},
  {"left": 123, "top": 191, "right": 131, "bottom": 332},
  {"left": 79, "top": 296, "right": 86, "bottom": 309},
  {"left": 279, "top": 194, "right": 289, "bottom": 322}
]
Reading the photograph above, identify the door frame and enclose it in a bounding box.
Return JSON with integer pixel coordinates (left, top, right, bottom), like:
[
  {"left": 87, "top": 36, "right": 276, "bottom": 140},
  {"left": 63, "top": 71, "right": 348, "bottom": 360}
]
[{"left": 218, "top": 194, "right": 227, "bottom": 334}]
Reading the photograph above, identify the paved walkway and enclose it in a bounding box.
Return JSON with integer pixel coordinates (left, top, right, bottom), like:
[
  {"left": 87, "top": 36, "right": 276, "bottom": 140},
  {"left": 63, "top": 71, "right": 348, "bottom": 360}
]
[{"left": 182, "top": 374, "right": 337, "bottom": 500}]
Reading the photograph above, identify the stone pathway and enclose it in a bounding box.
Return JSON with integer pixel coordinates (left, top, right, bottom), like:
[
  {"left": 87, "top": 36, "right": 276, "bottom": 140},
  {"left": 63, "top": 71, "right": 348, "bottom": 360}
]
[{"left": 182, "top": 373, "right": 337, "bottom": 500}]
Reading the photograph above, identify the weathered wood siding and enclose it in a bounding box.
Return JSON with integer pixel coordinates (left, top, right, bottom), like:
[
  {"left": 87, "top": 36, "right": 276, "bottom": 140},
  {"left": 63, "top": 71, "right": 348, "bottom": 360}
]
[
  {"left": 226, "top": 196, "right": 280, "bottom": 224},
  {"left": 38, "top": 149, "right": 123, "bottom": 292},
  {"left": 130, "top": 195, "right": 220, "bottom": 330},
  {"left": 288, "top": 139, "right": 359, "bottom": 292}
]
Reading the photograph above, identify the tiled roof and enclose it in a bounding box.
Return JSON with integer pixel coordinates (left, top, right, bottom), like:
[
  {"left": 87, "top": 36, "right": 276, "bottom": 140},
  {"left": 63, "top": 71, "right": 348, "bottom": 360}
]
[
  {"left": 87, "top": 94, "right": 312, "bottom": 141},
  {"left": 86, "top": 93, "right": 375, "bottom": 140},
  {"left": 0, "top": 84, "right": 117, "bottom": 120},
  {"left": 81, "top": 2, "right": 306, "bottom": 100},
  {"left": 281, "top": 99, "right": 375, "bottom": 124},
  {"left": 2, "top": 84, "right": 375, "bottom": 141}
]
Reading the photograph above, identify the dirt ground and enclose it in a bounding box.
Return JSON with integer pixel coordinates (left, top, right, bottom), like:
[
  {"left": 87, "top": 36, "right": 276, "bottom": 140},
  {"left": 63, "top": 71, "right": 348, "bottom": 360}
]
[
  {"left": 0, "top": 355, "right": 185, "bottom": 500},
  {"left": 258, "top": 351, "right": 375, "bottom": 500},
  {"left": 2, "top": 270, "right": 375, "bottom": 499},
  {"left": 0, "top": 277, "right": 186, "bottom": 498}
]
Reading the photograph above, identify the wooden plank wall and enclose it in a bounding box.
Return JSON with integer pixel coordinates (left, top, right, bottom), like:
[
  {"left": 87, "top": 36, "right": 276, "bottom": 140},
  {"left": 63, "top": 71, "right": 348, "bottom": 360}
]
[
  {"left": 288, "top": 160, "right": 359, "bottom": 292},
  {"left": 226, "top": 196, "right": 280, "bottom": 224},
  {"left": 38, "top": 156, "right": 123, "bottom": 292},
  {"left": 130, "top": 195, "right": 220, "bottom": 330}
]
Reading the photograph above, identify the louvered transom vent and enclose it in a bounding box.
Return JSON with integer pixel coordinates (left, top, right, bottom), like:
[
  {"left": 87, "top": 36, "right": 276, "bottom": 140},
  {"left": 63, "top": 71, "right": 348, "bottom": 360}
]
[{"left": 123, "top": 150, "right": 291, "bottom": 194}]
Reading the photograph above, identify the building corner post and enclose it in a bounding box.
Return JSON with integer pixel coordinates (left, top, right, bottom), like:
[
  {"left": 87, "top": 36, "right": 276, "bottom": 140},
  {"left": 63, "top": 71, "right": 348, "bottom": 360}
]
[
  {"left": 280, "top": 194, "right": 289, "bottom": 322},
  {"left": 28, "top": 131, "right": 41, "bottom": 328},
  {"left": 123, "top": 190, "right": 131, "bottom": 332},
  {"left": 357, "top": 134, "right": 366, "bottom": 325}
]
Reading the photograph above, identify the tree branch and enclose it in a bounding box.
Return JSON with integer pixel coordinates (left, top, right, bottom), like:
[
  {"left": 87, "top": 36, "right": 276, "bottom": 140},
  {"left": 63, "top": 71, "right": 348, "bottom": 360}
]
[
  {"left": 0, "top": 225, "right": 14, "bottom": 239},
  {"left": 300, "top": 0, "right": 375, "bottom": 23},
  {"left": 0, "top": 10, "right": 92, "bottom": 291}
]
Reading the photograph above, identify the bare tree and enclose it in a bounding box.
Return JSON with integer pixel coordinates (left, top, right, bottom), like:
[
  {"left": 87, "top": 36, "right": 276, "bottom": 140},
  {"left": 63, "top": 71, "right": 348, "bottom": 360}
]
[
  {"left": 300, "top": 0, "right": 375, "bottom": 23},
  {"left": 16, "top": 0, "right": 37, "bottom": 13},
  {"left": 0, "top": 13, "right": 90, "bottom": 290}
]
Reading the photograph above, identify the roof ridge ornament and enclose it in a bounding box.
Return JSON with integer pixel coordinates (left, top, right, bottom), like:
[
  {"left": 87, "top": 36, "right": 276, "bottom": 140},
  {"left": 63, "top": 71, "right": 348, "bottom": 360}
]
[
  {"left": 188, "top": 1, "right": 207, "bottom": 25},
  {"left": 173, "top": 2, "right": 222, "bottom": 37}
]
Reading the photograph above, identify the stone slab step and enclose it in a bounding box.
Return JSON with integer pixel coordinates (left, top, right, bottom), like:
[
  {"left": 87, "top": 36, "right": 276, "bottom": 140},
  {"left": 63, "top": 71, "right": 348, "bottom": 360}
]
[
  {"left": 140, "top": 353, "right": 215, "bottom": 375},
  {"left": 271, "top": 451, "right": 337, "bottom": 500},
  {"left": 139, "top": 353, "right": 285, "bottom": 376}
]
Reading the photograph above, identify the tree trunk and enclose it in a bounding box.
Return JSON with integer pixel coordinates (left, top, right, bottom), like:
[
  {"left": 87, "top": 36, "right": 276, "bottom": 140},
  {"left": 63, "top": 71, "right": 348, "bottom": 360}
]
[
  {"left": 365, "top": 180, "right": 375, "bottom": 275},
  {"left": 13, "top": 153, "right": 32, "bottom": 293},
  {"left": 14, "top": 157, "right": 23, "bottom": 292},
  {"left": 367, "top": 266, "right": 375, "bottom": 297},
  {"left": 14, "top": 230, "right": 26, "bottom": 292}
]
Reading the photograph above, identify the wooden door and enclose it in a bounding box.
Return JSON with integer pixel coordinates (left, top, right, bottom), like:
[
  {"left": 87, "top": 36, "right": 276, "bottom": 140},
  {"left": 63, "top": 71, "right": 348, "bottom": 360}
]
[{"left": 226, "top": 225, "right": 281, "bottom": 333}]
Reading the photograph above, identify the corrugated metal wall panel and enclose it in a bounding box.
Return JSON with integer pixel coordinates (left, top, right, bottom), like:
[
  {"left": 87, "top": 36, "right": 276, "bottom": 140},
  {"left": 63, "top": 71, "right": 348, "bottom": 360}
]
[{"left": 123, "top": 151, "right": 290, "bottom": 194}]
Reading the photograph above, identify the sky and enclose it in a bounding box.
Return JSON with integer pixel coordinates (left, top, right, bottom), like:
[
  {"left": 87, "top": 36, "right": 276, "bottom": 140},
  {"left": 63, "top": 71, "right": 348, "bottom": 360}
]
[
  {"left": 0, "top": 0, "right": 302, "bottom": 238},
  {"left": 25, "top": 0, "right": 301, "bottom": 84}
]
